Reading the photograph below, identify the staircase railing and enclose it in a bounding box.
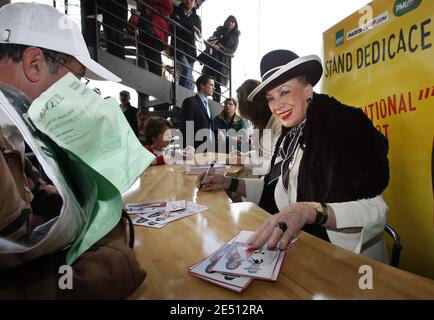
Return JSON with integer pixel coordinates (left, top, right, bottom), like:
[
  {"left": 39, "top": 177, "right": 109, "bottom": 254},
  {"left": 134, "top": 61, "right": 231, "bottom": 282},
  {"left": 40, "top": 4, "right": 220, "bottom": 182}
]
[{"left": 92, "top": 0, "right": 232, "bottom": 106}]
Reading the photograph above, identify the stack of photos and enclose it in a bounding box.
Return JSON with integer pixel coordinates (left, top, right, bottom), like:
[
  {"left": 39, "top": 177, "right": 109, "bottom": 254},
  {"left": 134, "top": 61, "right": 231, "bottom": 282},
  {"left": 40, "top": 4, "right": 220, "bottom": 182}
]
[
  {"left": 189, "top": 231, "right": 298, "bottom": 292},
  {"left": 126, "top": 200, "right": 209, "bottom": 228}
]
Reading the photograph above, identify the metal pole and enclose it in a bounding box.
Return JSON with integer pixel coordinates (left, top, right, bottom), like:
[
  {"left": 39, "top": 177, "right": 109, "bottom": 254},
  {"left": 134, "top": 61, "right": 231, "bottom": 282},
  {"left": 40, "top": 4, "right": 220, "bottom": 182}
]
[
  {"left": 64, "top": 0, "right": 68, "bottom": 15},
  {"left": 229, "top": 59, "right": 232, "bottom": 98},
  {"left": 94, "top": 1, "right": 99, "bottom": 61},
  {"left": 135, "top": 31, "right": 139, "bottom": 67},
  {"left": 53, "top": 0, "right": 56, "bottom": 8},
  {"left": 172, "top": 25, "right": 177, "bottom": 107}
]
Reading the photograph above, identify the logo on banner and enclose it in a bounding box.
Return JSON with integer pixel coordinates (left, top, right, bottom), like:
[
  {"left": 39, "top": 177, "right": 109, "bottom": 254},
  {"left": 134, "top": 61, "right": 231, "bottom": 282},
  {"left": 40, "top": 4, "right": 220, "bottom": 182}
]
[
  {"left": 335, "top": 29, "right": 344, "bottom": 47},
  {"left": 393, "top": 0, "right": 422, "bottom": 17},
  {"left": 347, "top": 11, "right": 389, "bottom": 40}
]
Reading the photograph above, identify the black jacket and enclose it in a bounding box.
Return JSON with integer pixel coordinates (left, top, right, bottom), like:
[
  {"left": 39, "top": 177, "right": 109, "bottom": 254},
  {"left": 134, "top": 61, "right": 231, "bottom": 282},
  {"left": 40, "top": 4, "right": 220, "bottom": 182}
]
[
  {"left": 202, "top": 26, "right": 240, "bottom": 85},
  {"left": 179, "top": 95, "right": 215, "bottom": 149},
  {"left": 122, "top": 104, "right": 138, "bottom": 136},
  {"left": 170, "top": 4, "right": 201, "bottom": 61},
  {"left": 259, "top": 93, "right": 389, "bottom": 240},
  {"left": 101, "top": 0, "right": 128, "bottom": 29}
]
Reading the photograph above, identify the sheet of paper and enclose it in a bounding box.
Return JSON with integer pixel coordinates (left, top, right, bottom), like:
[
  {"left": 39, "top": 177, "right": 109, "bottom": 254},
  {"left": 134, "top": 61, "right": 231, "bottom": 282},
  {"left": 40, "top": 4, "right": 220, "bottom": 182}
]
[
  {"left": 125, "top": 200, "right": 186, "bottom": 214},
  {"left": 129, "top": 201, "right": 209, "bottom": 228},
  {"left": 27, "top": 73, "right": 155, "bottom": 194},
  {"left": 212, "top": 231, "right": 285, "bottom": 280},
  {"left": 24, "top": 73, "right": 156, "bottom": 264},
  {"left": 0, "top": 91, "right": 88, "bottom": 267},
  {"left": 130, "top": 214, "right": 165, "bottom": 228},
  {"left": 190, "top": 273, "right": 247, "bottom": 293},
  {"left": 64, "top": 152, "right": 123, "bottom": 264},
  {"left": 189, "top": 241, "right": 252, "bottom": 292}
]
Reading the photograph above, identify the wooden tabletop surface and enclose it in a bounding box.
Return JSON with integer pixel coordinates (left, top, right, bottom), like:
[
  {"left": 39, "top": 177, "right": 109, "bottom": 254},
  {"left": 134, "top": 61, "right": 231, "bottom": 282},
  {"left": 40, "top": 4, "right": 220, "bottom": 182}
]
[{"left": 123, "top": 164, "right": 434, "bottom": 300}]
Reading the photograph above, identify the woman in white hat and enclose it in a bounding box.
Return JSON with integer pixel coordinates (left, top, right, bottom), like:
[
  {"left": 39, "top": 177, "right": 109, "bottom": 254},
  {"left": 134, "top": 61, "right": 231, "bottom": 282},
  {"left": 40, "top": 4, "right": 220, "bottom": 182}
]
[{"left": 197, "top": 49, "right": 390, "bottom": 262}]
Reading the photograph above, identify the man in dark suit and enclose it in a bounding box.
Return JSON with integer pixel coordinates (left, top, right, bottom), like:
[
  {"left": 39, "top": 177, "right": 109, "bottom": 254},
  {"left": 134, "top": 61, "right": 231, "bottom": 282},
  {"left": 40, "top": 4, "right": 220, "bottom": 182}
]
[
  {"left": 119, "top": 90, "right": 138, "bottom": 136},
  {"left": 179, "top": 75, "right": 216, "bottom": 150}
]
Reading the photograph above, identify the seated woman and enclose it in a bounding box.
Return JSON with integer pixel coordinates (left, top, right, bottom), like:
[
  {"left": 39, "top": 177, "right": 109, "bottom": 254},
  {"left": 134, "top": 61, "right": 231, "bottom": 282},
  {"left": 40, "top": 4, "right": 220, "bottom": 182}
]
[
  {"left": 214, "top": 98, "right": 248, "bottom": 153},
  {"left": 234, "top": 79, "right": 281, "bottom": 176},
  {"left": 197, "top": 49, "right": 390, "bottom": 262},
  {"left": 143, "top": 116, "right": 173, "bottom": 165}
]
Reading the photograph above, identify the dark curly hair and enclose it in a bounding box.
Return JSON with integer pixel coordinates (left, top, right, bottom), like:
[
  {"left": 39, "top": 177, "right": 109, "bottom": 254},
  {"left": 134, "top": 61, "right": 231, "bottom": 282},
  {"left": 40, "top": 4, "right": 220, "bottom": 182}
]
[
  {"left": 236, "top": 79, "right": 272, "bottom": 130},
  {"left": 143, "top": 116, "right": 173, "bottom": 146}
]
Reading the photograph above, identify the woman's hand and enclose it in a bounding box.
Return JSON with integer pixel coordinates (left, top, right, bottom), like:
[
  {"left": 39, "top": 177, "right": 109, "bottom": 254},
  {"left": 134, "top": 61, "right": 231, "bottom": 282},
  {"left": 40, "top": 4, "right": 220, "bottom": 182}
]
[
  {"left": 247, "top": 202, "right": 315, "bottom": 250},
  {"left": 193, "top": 26, "right": 202, "bottom": 39},
  {"left": 196, "top": 172, "right": 231, "bottom": 192}
]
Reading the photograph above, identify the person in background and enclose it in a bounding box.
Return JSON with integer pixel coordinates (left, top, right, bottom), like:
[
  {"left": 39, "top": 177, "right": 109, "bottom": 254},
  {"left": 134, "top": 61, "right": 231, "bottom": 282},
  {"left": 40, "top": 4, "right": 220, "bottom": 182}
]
[
  {"left": 170, "top": 0, "right": 202, "bottom": 90},
  {"left": 233, "top": 79, "right": 281, "bottom": 176},
  {"left": 136, "top": 107, "right": 151, "bottom": 144},
  {"left": 179, "top": 74, "right": 215, "bottom": 150},
  {"left": 119, "top": 90, "right": 138, "bottom": 135},
  {"left": 214, "top": 97, "right": 248, "bottom": 153},
  {"left": 101, "top": 0, "right": 128, "bottom": 59},
  {"left": 143, "top": 116, "right": 173, "bottom": 165},
  {"left": 197, "top": 49, "right": 390, "bottom": 263},
  {"left": 200, "top": 15, "right": 240, "bottom": 102},
  {"left": 137, "top": 0, "right": 173, "bottom": 76}
]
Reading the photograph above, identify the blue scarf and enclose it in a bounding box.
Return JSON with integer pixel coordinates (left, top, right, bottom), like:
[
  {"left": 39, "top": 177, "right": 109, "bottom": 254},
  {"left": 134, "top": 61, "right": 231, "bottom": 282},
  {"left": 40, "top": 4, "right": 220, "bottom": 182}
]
[{"left": 267, "top": 119, "right": 306, "bottom": 190}]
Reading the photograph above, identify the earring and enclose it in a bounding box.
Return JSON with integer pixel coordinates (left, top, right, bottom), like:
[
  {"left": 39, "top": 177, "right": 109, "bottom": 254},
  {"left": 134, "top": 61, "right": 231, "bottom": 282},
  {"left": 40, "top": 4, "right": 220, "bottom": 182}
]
[{"left": 306, "top": 97, "right": 312, "bottom": 104}]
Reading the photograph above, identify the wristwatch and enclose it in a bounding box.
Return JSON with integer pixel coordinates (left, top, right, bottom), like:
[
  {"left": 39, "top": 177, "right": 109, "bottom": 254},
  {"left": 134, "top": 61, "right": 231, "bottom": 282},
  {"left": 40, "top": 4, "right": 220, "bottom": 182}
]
[
  {"left": 226, "top": 178, "right": 239, "bottom": 193},
  {"left": 311, "top": 202, "right": 329, "bottom": 226}
]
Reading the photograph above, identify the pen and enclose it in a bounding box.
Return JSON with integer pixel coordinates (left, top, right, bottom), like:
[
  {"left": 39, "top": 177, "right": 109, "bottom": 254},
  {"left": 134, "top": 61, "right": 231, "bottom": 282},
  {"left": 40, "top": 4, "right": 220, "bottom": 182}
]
[{"left": 198, "top": 160, "right": 216, "bottom": 191}]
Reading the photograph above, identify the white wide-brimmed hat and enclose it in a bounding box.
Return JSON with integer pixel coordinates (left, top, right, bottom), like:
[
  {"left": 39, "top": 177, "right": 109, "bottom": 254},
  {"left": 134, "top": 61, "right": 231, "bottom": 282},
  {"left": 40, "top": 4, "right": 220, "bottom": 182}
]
[
  {"left": 248, "top": 49, "right": 322, "bottom": 102},
  {"left": 0, "top": 3, "right": 121, "bottom": 82}
]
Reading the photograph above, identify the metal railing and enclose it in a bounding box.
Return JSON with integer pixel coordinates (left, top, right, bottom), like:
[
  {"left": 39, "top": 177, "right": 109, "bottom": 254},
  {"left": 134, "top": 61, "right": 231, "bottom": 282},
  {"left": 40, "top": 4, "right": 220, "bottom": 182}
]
[{"left": 92, "top": 0, "right": 233, "bottom": 105}]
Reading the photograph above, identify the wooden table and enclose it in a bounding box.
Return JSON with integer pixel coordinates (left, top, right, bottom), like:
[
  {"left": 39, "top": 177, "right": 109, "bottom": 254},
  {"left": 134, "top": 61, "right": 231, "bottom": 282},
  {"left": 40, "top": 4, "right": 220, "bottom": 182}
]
[{"left": 123, "top": 164, "right": 434, "bottom": 299}]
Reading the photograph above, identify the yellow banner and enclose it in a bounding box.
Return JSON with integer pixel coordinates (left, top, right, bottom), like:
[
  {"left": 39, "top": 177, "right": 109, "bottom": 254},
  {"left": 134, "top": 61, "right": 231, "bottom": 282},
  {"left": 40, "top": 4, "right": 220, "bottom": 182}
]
[{"left": 322, "top": 0, "right": 434, "bottom": 279}]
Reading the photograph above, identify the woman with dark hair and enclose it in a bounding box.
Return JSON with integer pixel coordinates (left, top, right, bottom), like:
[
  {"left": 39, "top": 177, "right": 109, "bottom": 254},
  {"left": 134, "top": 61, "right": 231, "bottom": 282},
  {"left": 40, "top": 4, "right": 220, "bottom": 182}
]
[
  {"left": 235, "top": 79, "right": 281, "bottom": 176},
  {"left": 214, "top": 97, "right": 248, "bottom": 153},
  {"left": 197, "top": 49, "right": 390, "bottom": 262},
  {"left": 201, "top": 15, "right": 240, "bottom": 102},
  {"left": 214, "top": 98, "right": 246, "bottom": 132}
]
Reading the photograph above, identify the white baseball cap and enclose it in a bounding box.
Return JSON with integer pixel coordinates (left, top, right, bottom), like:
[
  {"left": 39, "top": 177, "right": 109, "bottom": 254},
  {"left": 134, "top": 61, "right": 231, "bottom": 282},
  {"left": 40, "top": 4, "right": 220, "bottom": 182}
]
[{"left": 0, "top": 2, "right": 121, "bottom": 82}]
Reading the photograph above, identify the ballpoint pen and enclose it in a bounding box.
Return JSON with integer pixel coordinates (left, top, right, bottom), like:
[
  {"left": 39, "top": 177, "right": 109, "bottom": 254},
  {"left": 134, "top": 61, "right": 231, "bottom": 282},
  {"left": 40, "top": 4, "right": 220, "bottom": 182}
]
[{"left": 198, "top": 160, "right": 216, "bottom": 191}]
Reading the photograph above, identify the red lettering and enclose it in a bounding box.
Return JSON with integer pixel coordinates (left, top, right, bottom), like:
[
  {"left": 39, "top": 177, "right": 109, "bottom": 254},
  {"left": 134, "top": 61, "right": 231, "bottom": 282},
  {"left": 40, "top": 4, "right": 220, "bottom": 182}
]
[
  {"left": 374, "top": 102, "right": 380, "bottom": 120},
  {"left": 382, "top": 124, "right": 389, "bottom": 139},
  {"left": 388, "top": 95, "right": 397, "bottom": 116},
  {"left": 398, "top": 94, "right": 408, "bottom": 113},
  {"left": 408, "top": 92, "right": 416, "bottom": 112},
  {"left": 376, "top": 124, "right": 390, "bottom": 139},
  {"left": 380, "top": 99, "right": 387, "bottom": 119},
  {"left": 368, "top": 103, "right": 375, "bottom": 120}
]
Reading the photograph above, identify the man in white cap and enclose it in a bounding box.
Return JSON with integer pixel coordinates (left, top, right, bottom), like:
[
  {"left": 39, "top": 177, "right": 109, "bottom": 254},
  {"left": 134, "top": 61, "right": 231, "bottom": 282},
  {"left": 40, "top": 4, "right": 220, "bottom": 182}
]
[{"left": 0, "top": 3, "right": 145, "bottom": 299}]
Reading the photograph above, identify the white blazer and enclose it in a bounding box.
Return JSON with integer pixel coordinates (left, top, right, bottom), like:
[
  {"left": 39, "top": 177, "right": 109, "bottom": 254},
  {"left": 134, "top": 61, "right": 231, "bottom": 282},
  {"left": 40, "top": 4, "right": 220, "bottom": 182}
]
[{"left": 245, "top": 146, "right": 389, "bottom": 263}]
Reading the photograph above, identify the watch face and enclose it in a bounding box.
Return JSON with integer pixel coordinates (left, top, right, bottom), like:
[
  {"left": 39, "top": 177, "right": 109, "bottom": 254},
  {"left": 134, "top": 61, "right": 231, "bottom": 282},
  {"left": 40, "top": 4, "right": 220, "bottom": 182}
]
[{"left": 312, "top": 202, "right": 322, "bottom": 213}]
